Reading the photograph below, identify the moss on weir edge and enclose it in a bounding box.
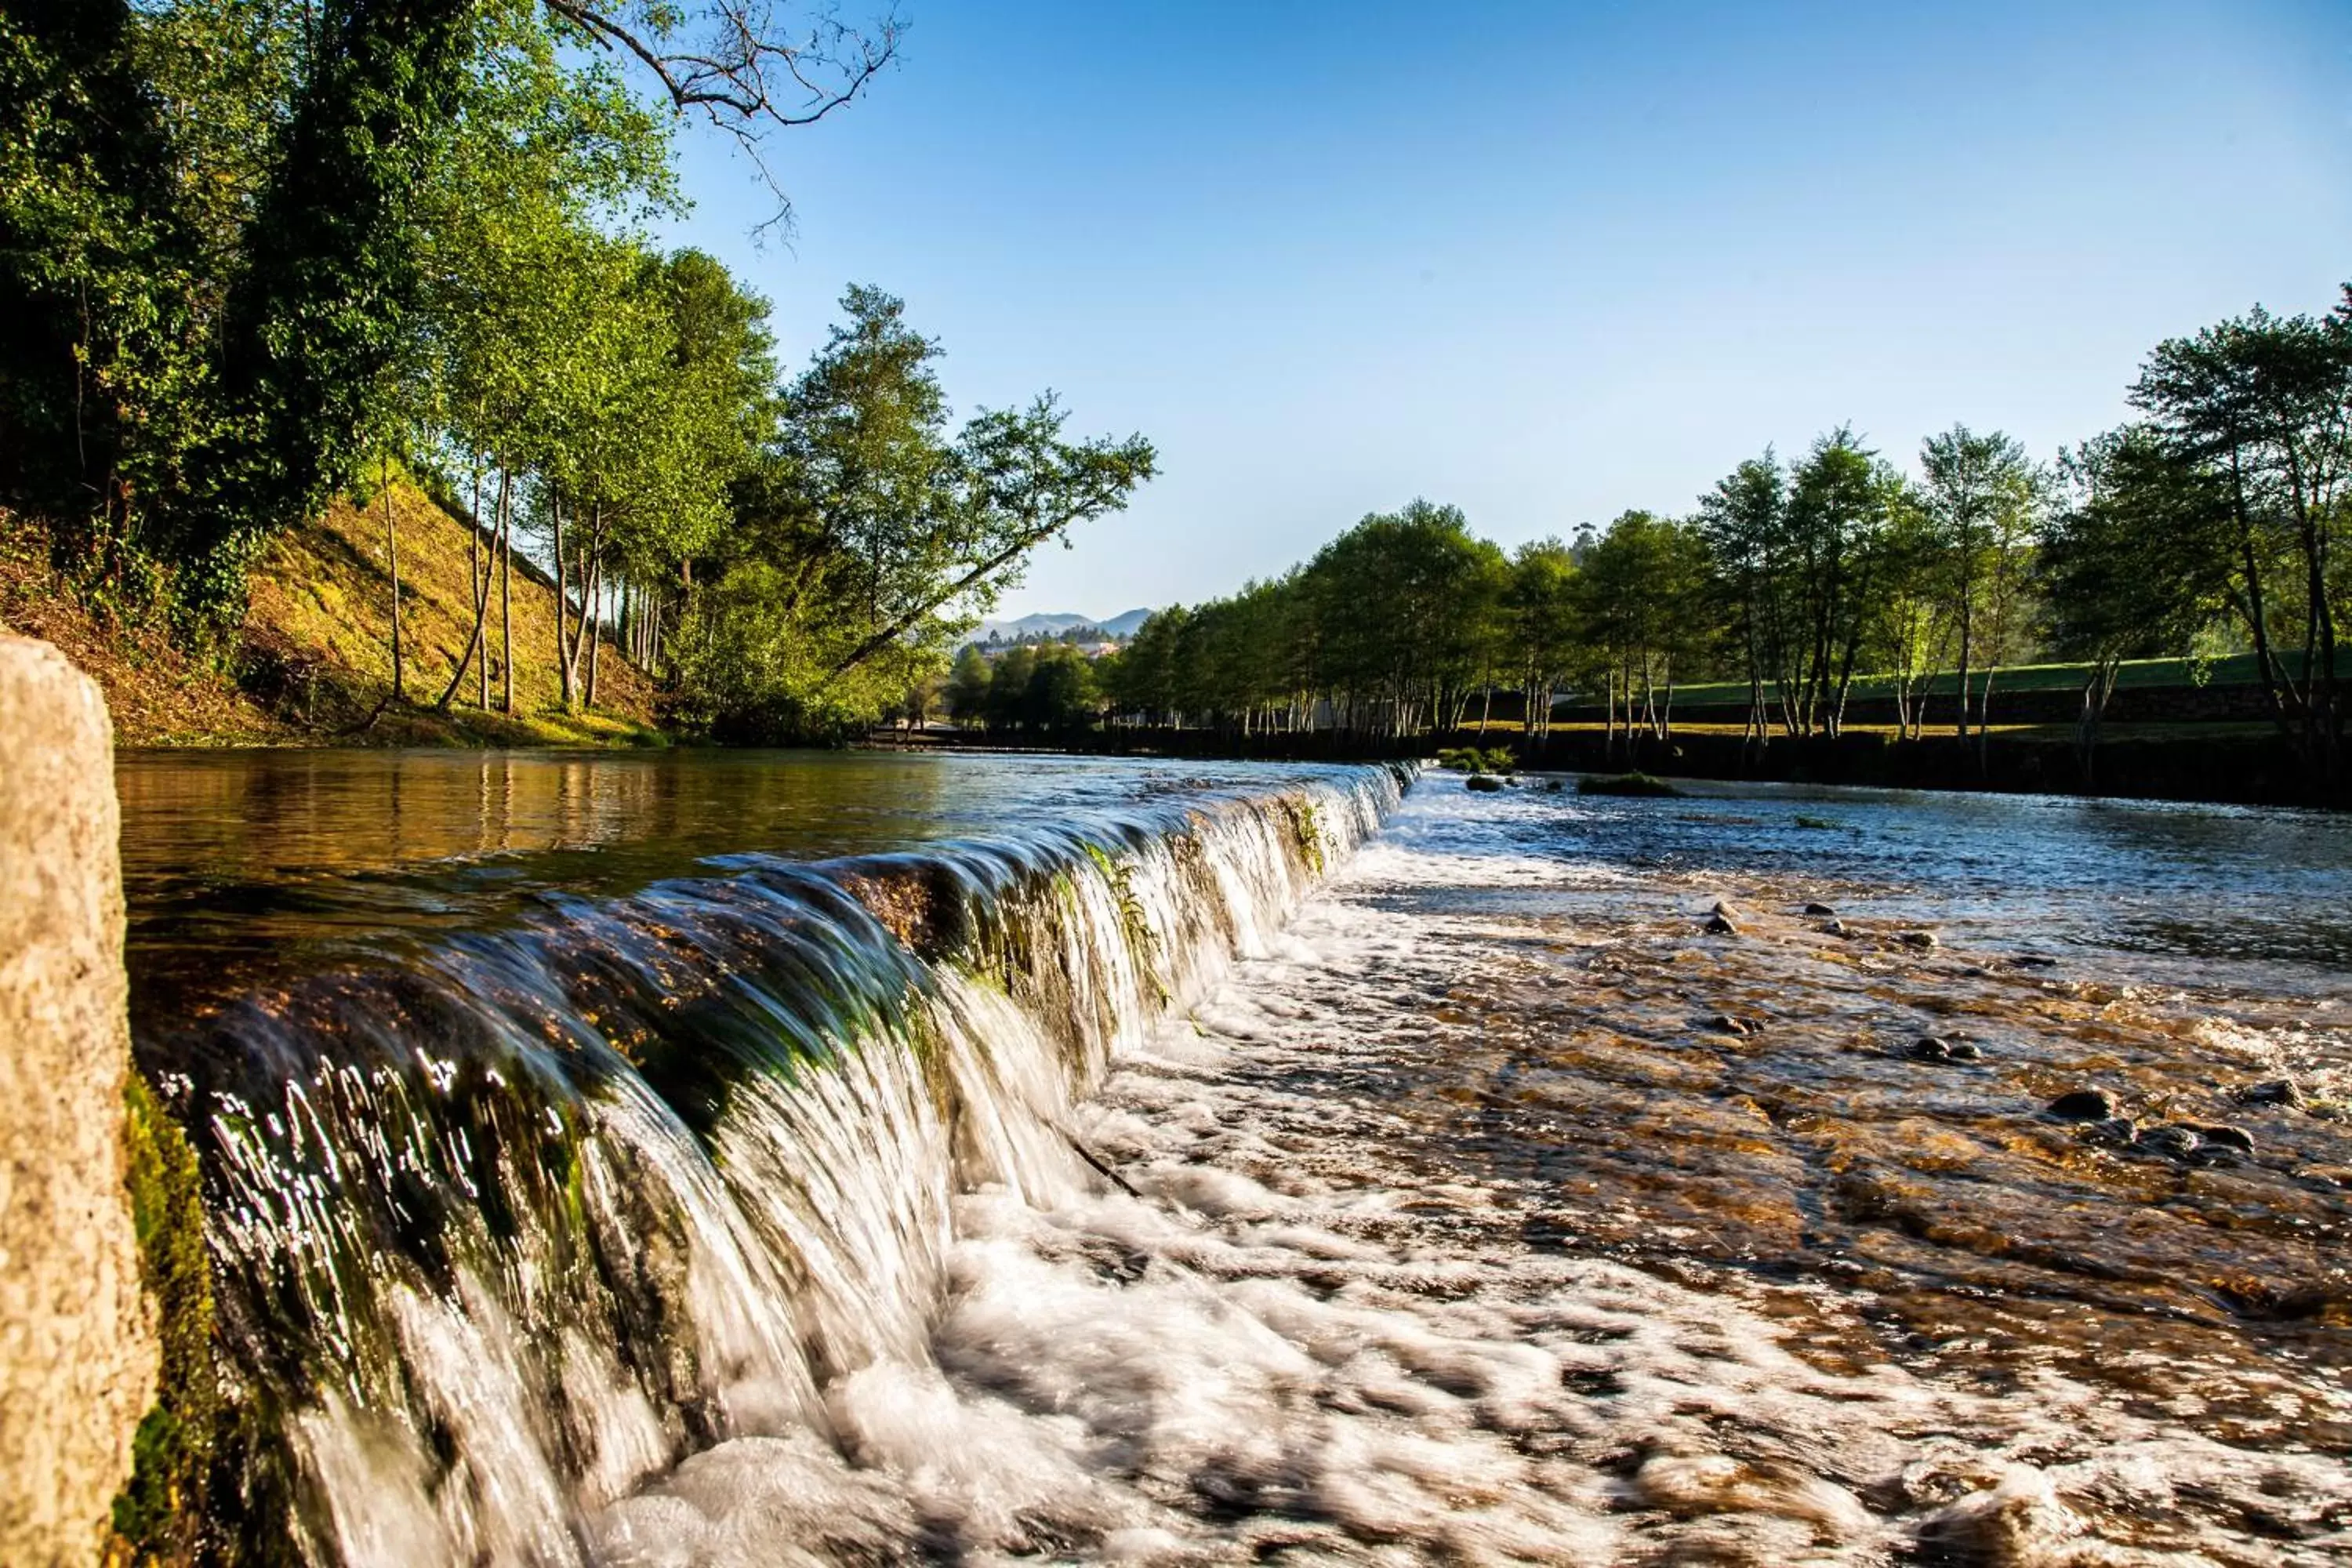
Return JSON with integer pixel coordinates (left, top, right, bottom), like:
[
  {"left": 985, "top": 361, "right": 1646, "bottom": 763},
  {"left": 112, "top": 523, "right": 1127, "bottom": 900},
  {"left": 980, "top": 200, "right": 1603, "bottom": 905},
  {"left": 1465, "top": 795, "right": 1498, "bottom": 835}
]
[{"left": 110, "top": 1073, "right": 216, "bottom": 1568}]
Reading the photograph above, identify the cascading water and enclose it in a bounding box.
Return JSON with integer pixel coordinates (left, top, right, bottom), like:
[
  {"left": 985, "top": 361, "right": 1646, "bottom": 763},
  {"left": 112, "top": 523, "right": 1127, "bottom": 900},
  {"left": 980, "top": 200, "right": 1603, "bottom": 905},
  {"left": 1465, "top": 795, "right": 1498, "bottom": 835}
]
[{"left": 141, "top": 767, "right": 1406, "bottom": 1565}]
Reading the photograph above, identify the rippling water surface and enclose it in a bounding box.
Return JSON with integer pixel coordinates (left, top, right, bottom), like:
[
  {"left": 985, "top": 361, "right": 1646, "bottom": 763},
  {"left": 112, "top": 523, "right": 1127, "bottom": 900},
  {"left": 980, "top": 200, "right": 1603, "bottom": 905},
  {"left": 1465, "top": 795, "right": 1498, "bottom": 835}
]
[{"left": 118, "top": 756, "right": 2352, "bottom": 1564}]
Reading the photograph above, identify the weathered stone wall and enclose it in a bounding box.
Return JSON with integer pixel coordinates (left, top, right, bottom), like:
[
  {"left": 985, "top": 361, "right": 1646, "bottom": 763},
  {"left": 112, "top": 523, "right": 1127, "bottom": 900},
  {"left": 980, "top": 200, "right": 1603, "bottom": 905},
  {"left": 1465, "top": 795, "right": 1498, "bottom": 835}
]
[{"left": 0, "top": 635, "right": 157, "bottom": 1565}]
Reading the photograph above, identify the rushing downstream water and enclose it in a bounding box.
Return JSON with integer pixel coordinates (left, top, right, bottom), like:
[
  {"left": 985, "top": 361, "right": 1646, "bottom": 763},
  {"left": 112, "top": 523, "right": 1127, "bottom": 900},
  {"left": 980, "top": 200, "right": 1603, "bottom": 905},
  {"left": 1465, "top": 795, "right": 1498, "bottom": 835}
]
[{"left": 119, "top": 753, "right": 2352, "bottom": 1565}]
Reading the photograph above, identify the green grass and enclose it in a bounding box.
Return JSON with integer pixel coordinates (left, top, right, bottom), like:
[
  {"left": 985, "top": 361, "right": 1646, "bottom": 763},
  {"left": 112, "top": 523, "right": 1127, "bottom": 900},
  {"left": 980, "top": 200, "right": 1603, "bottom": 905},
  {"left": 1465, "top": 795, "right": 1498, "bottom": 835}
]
[{"left": 1653, "top": 649, "right": 2346, "bottom": 710}]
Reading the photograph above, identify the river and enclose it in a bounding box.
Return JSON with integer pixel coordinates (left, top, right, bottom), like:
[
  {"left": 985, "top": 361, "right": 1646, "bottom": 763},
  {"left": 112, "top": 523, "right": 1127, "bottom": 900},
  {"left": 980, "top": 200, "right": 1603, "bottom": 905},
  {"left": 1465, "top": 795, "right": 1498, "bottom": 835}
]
[{"left": 119, "top": 752, "right": 2352, "bottom": 1564}]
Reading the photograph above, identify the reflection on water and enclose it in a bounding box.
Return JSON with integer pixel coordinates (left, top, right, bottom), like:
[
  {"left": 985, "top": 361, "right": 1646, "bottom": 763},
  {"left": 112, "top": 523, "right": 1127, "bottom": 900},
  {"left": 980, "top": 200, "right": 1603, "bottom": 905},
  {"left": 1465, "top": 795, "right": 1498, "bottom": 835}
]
[{"left": 116, "top": 749, "right": 1345, "bottom": 1030}]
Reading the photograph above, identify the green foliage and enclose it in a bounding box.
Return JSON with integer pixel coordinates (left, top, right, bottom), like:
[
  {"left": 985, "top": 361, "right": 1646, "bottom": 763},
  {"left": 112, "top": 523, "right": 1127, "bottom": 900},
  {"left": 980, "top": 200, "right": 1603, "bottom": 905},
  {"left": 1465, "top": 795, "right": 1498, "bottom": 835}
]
[
  {"left": 1435, "top": 746, "right": 1515, "bottom": 773},
  {"left": 669, "top": 286, "right": 1153, "bottom": 739},
  {"left": 113, "top": 1073, "right": 216, "bottom": 1564},
  {"left": 946, "top": 644, "right": 993, "bottom": 726}
]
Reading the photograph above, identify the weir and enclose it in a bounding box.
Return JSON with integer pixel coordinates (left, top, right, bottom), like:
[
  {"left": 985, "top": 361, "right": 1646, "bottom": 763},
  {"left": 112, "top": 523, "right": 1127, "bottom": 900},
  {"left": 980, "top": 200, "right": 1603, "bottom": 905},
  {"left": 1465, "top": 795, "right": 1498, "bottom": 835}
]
[{"left": 139, "top": 766, "right": 1407, "bottom": 1563}]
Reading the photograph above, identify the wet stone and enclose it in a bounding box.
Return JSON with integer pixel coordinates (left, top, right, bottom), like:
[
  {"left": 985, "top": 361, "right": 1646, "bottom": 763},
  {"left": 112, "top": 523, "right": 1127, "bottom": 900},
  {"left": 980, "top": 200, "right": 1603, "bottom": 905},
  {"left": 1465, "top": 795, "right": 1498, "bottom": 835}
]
[
  {"left": 2048, "top": 1088, "right": 2118, "bottom": 1121},
  {"left": 1820, "top": 918, "right": 1849, "bottom": 937},
  {"left": 2135, "top": 1123, "right": 2203, "bottom": 1160},
  {"left": 1465, "top": 775, "right": 1504, "bottom": 793},
  {"left": 1908, "top": 1036, "right": 1953, "bottom": 1062},
  {"left": 1707, "top": 1014, "right": 1751, "bottom": 1036},
  {"left": 2089, "top": 1116, "right": 2137, "bottom": 1145},
  {"left": 2191, "top": 1123, "right": 2256, "bottom": 1156},
  {"left": 1703, "top": 912, "right": 1740, "bottom": 936},
  {"left": 2239, "top": 1079, "right": 2303, "bottom": 1109},
  {"left": 1897, "top": 930, "right": 1940, "bottom": 950},
  {"left": 1946, "top": 1041, "right": 1983, "bottom": 1062},
  {"left": 1802, "top": 902, "right": 1837, "bottom": 916},
  {"left": 2009, "top": 954, "right": 2059, "bottom": 969}
]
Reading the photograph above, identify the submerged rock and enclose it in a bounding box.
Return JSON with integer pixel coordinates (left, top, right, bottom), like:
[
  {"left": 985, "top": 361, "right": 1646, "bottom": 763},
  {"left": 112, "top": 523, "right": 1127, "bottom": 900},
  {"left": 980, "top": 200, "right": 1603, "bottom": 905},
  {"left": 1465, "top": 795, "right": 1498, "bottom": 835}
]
[
  {"left": 1579, "top": 771, "right": 1682, "bottom": 797},
  {"left": 1896, "top": 930, "right": 1940, "bottom": 950},
  {"left": 2048, "top": 1088, "right": 2118, "bottom": 1121}
]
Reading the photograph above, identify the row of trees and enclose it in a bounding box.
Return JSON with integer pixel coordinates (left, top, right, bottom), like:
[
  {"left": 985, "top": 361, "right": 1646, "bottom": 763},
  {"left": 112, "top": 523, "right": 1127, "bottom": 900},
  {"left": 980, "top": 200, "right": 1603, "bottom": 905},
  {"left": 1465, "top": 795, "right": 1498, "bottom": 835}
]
[
  {"left": 2, "top": 0, "right": 1157, "bottom": 739},
  {"left": 1080, "top": 288, "right": 2349, "bottom": 788}
]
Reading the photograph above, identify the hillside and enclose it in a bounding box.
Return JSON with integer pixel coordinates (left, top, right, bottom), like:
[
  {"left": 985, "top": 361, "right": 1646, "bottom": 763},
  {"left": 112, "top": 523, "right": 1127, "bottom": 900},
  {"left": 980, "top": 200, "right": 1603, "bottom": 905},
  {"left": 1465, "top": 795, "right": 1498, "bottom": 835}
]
[
  {"left": 0, "top": 482, "right": 661, "bottom": 747},
  {"left": 965, "top": 607, "right": 1150, "bottom": 645}
]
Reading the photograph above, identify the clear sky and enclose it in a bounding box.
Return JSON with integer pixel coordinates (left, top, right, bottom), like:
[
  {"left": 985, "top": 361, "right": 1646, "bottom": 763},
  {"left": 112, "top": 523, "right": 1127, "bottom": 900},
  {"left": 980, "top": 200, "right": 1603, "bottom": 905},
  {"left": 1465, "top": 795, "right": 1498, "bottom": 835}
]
[{"left": 655, "top": 0, "right": 2352, "bottom": 621}]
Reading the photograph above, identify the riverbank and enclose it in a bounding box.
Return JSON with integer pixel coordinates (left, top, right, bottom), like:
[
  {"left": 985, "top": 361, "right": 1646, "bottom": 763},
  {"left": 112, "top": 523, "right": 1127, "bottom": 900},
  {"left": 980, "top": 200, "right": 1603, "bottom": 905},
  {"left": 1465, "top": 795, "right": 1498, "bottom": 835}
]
[
  {"left": 0, "top": 490, "right": 662, "bottom": 748},
  {"left": 885, "top": 722, "right": 2347, "bottom": 811}
]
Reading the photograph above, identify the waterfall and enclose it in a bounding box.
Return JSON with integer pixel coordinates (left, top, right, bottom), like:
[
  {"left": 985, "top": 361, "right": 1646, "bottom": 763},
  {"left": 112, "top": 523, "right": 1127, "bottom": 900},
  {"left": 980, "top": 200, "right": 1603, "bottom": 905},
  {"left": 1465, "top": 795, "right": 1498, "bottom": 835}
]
[{"left": 141, "top": 767, "right": 1407, "bottom": 1563}]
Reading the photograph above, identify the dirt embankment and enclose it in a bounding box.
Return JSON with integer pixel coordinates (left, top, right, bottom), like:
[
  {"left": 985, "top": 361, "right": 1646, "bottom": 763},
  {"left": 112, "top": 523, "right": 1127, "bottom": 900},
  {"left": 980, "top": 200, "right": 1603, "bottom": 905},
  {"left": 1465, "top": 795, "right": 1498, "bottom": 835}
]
[{"left": 1, "top": 483, "right": 662, "bottom": 747}]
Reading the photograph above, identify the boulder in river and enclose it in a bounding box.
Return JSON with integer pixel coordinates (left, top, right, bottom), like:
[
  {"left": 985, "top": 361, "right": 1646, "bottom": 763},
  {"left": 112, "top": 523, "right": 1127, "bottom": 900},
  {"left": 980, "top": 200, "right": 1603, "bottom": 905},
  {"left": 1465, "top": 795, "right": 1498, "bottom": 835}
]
[
  {"left": 1820, "top": 917, "right": 1849, "bottom": 937},
  {"left": 1465, "top": 775, "right": 1504, "bottom": 793},
  {"left": 1707, "top": 1014, "right": 1752, "bottom": 1036},
  {"left": 1947, "top": 1041, "right": 1984, "bottom": 1062},
  {"left": 1802, "top": 902, "right": 1836, "bottom": 916},
  {"left": 1908, "top": 1036, "right": 1953, "bottom": 1062},
  {"left": 2238, "top": 1079, "right": 2303, "bottom": 1109},
  {"left": 2048, "top": 1088, "right": 2118, "bottom": 1121},
  {"left": 1704, "top": 912, "right": 1740, "bottom": 936},
  {"left": 1896, "top": 930, "right": 1940, "bottom": 950},
  {"left": 2190, "top": 1123, "right": 2256, "bottom": 1156},
  {"left": 2133, "top": 1123, "right": 2202, "bottom": 1160}
]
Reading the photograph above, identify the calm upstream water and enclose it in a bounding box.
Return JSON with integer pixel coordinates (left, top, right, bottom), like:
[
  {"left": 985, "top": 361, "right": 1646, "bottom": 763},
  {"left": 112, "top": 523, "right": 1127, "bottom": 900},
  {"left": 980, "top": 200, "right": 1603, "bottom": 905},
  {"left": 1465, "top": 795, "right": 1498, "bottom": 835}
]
[{"left": 118, "top": 752, "right": 2352, "bottom": 1565}]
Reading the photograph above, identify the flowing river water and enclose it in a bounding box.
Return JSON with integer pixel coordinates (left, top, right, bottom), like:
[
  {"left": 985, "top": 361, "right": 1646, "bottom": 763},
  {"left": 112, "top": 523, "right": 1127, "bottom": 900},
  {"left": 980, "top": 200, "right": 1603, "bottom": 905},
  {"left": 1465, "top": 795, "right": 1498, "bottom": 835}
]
[{"left": 118, "top": 752, "right": 2352, "bottom": 1566}]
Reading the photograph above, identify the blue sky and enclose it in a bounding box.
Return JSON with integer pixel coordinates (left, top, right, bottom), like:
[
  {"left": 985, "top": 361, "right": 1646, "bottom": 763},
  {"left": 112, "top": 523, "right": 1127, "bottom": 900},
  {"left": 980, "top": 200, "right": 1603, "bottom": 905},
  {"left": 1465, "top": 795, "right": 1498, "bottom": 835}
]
[{"left": 656, "top": 1, "right": 2352, "bottom": 619}]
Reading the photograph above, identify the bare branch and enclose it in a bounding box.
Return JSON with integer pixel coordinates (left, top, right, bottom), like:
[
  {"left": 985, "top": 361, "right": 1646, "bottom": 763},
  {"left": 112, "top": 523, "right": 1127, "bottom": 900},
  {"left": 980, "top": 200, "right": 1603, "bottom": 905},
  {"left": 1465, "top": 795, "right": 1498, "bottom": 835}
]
[{"left": 542, "top": 0, "right": 902, "bottom": 225}]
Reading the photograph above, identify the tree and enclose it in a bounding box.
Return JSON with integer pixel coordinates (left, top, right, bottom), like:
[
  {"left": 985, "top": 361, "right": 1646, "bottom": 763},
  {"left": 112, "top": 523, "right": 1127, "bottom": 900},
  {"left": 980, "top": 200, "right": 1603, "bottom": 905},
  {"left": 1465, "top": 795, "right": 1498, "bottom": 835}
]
[
  {"left": 1503, "top": 540, "right": 1581, "bottom": 741},
  {"left": 1574, "top": 510, "right": 1711, "bottom": 751},
  {"left": 2042, "top": 426, "right": 2230, "bottom": 781},
  {"left": 1781, "top": 429, "right": 1889, "bottom": 736},
  {"left": 671, "top": 285, "right": 1156, "bottom": 739},
  {"left": 1695, "top": 452, "right": 1790, "bottom": 745},
  {"left": 0, "top": 0, "right": 892, "bottom": 622},
  {"left": 946, "top": 644, "right": 993, "bottom": 728},
  {"left": 1918, "top": 424, "right": 2043, "bottom": 752},
  {"left": 2130, "top": 297, "right": 2351, "bottom": 786}
]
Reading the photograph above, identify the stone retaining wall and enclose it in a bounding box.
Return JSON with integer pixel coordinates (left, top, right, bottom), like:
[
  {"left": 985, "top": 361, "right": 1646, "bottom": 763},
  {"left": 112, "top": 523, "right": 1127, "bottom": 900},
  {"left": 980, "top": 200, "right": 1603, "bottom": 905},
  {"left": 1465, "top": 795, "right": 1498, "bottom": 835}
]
[{"left": 0, "top": 635, "right": 157, "bottom": 1566}]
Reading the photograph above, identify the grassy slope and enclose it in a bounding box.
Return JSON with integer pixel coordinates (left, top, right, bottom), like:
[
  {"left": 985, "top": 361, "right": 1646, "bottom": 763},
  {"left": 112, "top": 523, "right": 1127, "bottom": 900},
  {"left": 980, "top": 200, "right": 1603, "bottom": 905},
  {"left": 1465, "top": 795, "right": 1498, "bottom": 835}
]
[{"left": 0, "top": 482, "right": 662, "bottom": 746}]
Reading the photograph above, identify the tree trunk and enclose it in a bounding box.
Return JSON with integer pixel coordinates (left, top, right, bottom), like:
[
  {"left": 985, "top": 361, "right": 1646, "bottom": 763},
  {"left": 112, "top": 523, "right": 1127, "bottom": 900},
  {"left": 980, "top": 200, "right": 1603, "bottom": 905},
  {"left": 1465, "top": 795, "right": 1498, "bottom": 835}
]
[
  {"left": 499, "top": 480, "right": 515, "bottom": 716},
  {"left": 552, "top": 495, "right": 574, "bottom": 710},
  {"left": 436, "top": 474, "right": 497, "bottom": 713},
  {"left": 585, "top": 554, "right": 604, "bottom": 710},
  {"left": 382, "top": 456, "right": 405, "bottom": 702}
]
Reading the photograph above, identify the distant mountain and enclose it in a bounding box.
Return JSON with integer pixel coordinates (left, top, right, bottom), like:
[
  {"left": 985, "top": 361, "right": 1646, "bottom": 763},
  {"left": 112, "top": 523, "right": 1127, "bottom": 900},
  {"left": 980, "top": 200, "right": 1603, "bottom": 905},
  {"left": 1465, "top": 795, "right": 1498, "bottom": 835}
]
[{"left": 963, "top": 608, "right": 1153, "bottom": 647}]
